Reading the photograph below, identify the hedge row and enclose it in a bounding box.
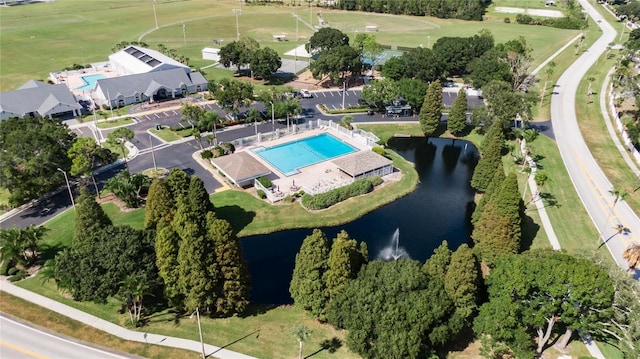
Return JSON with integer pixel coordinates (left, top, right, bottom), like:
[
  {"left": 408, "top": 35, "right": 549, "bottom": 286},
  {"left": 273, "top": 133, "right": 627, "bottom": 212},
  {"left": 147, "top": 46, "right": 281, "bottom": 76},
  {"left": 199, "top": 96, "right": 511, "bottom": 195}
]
[
  {"left": 301, "top": 176, "right": 382, "bottom": 210},
  {"left": 515, "top": 13, "right": 584, "bottom": 29}
]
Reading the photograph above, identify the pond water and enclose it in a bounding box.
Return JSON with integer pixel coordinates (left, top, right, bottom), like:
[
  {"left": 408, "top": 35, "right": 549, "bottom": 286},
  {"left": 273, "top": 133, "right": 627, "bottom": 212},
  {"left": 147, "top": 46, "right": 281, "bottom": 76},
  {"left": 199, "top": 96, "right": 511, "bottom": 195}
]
[{"left": 240, "top": 137, "right": 479, "bottom": 304}]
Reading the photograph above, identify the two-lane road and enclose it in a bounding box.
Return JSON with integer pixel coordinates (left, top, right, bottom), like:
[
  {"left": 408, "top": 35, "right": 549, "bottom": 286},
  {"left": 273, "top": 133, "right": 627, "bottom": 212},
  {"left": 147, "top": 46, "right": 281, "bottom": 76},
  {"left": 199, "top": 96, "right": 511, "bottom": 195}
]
[
  {"left": 0, "top": 314, "right": 132, "bottom": 359},
  {"left": 552, "top": 0, "right": 639, "bottom": 271}
]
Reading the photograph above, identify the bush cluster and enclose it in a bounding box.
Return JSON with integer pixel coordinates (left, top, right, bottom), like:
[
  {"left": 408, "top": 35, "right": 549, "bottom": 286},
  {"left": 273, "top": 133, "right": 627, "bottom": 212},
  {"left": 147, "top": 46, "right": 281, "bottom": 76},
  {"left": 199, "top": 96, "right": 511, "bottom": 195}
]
[
  {"left": 372, "top": 146, "right": 386, "bottom": 156},
  {"left": 515, "top": 13, "right": 584, "bottom": 29},
  {"left": 257, "top": 176, "right": 272, "bottom": 188},
  {"left": 257, "top": 189, "right": 266, "bottom": 199},
  {"left": 301, "top": 176, "right": 382, "bottom": 210}
]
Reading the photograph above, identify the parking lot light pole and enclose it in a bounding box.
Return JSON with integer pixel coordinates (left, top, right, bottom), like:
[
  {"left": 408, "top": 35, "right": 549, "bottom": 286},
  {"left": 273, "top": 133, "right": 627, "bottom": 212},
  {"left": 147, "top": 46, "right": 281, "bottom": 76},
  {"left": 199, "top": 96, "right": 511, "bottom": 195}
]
[
  {"left": 342, "top": 82, "right": 346, "bottom": 109},
  {"left": 152, "top": 0, "right": 159, "bottom": 29},
  {"left": 271, "top": 102, "right": 275, "bottom": 133},
  {"left": 57, "top": 168, "right": 75, "bottom": 209},
  {"left": 233, "top": 9, "right": 241, "bottom": 41}
]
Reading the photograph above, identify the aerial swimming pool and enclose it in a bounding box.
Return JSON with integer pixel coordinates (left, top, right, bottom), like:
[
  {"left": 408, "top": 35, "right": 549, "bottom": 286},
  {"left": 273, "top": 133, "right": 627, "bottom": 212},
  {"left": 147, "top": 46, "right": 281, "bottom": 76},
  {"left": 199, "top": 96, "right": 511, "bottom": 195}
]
[
  {"left": 252, "top": 133, "right": 357, "bottom": 175},
  {"left": 76, "top": 74, "right": 105, "bottom": 91}
]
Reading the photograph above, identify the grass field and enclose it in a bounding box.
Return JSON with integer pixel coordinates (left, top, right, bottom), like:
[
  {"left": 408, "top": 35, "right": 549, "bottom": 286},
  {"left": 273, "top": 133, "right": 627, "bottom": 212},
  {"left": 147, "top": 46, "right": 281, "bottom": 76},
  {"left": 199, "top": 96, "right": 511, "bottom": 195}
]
[{"left": 0, "top": 0, "right": 580, "bottom": 91}]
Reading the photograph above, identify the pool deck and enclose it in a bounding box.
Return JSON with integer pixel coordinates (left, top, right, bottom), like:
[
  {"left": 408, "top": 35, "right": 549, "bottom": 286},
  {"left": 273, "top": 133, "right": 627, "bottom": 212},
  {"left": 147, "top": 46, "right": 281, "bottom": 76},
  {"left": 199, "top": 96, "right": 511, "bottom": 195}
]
[{"left": 238, "top": 128, "right": 370, "bottom": 197}]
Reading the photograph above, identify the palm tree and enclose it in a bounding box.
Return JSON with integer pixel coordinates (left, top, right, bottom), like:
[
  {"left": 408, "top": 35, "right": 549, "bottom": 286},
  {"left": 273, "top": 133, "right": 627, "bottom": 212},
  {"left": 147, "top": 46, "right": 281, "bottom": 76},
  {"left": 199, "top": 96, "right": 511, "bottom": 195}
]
[
  {"left": 22, "top": 225, "right": 48, "bottom": 263},
  {"left": 119, "top": 274, "right": 154, "bottom": 325},
  {"left": 540, "top": 61, "right": 556, "bottom": 108},
  {"left": 623, "top": 243, "right": 640, "bottom": 272},
  {"left": 290, "top": 323, "right": 312, "bottom": 359},
  {"left": 203, "top": 110, "right": 223, "bottom": 146},
  {"left": 609, "top": 186, "right": 628, "bottom": 209},
  {"left": 0, "top": 227, "right": 24, "bottom": 269}
]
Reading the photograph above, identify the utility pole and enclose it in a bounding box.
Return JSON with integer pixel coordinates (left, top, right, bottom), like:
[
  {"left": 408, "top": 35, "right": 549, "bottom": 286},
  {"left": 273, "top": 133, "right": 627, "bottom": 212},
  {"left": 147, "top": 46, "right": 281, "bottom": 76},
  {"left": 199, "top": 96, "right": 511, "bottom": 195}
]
[
  {"left": 233, "top": 9, "right": 241, "bottom": 41},
  {"left": 57, "top": 168, "right": 75, "bottom": 209},
  {"left": 182, "top": 23, "right": 186, "bottom": 46}
]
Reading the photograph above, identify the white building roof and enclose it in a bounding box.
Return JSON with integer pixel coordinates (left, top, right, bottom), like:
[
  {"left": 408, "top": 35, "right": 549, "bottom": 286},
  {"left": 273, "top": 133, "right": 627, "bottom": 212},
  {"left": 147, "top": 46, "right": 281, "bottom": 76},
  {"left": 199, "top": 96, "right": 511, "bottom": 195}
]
[{"left": 109, "top": 45, "right": 190, "bottom": 75}]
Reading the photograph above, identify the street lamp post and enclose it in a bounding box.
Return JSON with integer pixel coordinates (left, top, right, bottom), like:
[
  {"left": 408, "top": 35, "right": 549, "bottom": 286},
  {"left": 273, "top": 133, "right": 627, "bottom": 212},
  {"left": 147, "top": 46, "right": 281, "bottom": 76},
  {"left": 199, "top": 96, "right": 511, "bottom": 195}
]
[
  {"left": 182, "top": 23, "right": 187, "bottom": 46},
  {"left": 342, "top": 82, "right": 346, "bottom": 110},
  {"left": 152, "top": 0, "right": 159, "bottom": 29},
  {"left": 57, "top": 168, "right": 75, "bottom": 209},
  {"left": 190, "top": 307, "right": 206, "bottom": 359},
  {"left": 233, "top": 9, "right": 241, "bottom": 41},
  {"left": 271, "top": 101, "right": 275, "bottom": 133}
]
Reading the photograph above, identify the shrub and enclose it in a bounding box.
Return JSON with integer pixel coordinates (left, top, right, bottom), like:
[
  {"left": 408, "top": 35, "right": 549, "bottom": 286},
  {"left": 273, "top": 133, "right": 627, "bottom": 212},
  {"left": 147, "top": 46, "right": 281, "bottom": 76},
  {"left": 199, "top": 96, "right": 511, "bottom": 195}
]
[
  {"left": 201, "top": 150, "right": 213, "bottom": 159},
  {"left": 503, "top": 17, "right": 511, "bottom": 23},
  {"left": 7, "top": 266, "right": 18, "bottom": 276},
  {"left": 257, "top": 189, "right": 266, "bottom": 199},
  {"left": 372, "top": 146, "right": 386, "bottom": 156},
  {"left": 301, "top": 176, "right": 382, "bottom": 210},
  {"left": 257, "top": 176, "right": 272, "bottom": 188},
  {"left": 516, "top": 14, "right": 535, "bottom": 24},
  {"left": 212, "top": 146, "right": 225, "bottom": 158},
  {"left": 9, "top": 270, "right": 27, "bottom": 282}
]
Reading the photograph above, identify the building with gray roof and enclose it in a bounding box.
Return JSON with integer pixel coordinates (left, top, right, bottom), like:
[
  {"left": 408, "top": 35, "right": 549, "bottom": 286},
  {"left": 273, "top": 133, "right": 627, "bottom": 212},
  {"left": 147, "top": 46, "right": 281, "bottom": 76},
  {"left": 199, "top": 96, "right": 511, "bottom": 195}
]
[
  {"left": 331, "top": 151, "right": 394, "bottom": 179},
  {"left": 92, "top": 68, "right": 207, "bottom": 107},
  {"left": 0, "top": 80, "right": 82, "bottom": 121}
]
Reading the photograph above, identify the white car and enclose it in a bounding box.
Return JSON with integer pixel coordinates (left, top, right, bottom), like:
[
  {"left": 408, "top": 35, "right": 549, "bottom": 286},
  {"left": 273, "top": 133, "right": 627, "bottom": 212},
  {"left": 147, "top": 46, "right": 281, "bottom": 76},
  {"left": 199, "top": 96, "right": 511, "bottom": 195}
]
[{"left": 299, "top": 89, "right": 312, "bottom": 98}]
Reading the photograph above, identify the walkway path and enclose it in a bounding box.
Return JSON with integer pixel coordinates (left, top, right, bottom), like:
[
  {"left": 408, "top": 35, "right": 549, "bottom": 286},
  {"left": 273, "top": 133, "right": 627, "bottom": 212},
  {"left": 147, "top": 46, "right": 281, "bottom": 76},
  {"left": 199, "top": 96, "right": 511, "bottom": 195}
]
[{"left": 0, "top": 279, "right": 257, "bottom": 359}]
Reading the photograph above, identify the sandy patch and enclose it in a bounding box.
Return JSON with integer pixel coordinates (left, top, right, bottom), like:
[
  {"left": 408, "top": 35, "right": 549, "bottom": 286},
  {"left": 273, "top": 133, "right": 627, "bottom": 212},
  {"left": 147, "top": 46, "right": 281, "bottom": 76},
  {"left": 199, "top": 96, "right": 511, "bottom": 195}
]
[{"left": 494, "top": 6, "right": 564, "bottom": 18}]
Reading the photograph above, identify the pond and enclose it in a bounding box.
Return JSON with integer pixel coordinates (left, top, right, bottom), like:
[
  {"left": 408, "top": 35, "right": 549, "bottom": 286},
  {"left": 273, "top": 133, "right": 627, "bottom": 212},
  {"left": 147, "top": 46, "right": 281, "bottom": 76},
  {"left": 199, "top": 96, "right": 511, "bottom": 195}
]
[{"left": 240, "top": 137, "right": 479, "bottom": 304}]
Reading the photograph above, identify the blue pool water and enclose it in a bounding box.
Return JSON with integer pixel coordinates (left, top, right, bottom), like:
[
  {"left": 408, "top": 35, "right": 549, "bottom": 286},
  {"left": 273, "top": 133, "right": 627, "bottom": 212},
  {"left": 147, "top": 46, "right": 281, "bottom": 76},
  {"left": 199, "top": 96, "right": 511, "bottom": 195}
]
[
  {"left": 253, "top": 133, "right": 357, "bottom": 175},
  {"left": 76, "top": 74, "right": 105, "bottom": 91}
]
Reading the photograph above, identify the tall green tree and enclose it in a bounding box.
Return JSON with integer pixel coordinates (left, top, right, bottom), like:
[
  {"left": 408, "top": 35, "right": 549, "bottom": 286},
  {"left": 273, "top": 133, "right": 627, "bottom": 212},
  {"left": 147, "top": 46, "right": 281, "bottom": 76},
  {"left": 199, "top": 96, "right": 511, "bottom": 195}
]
[
  {"left": 447, "top": 88, "right": 468, "bottom": 135},
  {"left": 423, "top": 240, "right": 451, "bottom": 281},
  {"left": 289, "top": 229, "right": 331, "bottom": 319},
  {"left": 353, "top": 33, "right": 384, "bottom": 73},
  {"left": 165, "top": 168, "right": 190, "bottom": 200},
  {"left": 325, "top": 230, "right": 368, "bottom": 302},
  {"left": 250, "top": 47, "right": 281, "bottom": 79},
  {"left": 208, "top": 214, "right": 251, "bottom": 316},
  {"left": 471, "top": 161, "right": 505, "bottom": 224},
  {"left": 444, "top": 244, "right": 480, "bottom": 320},
  {"left": 53, "top": 225, "right": 157, "bottom": 303},
  {"left": 308, "top": 27, "right": 349, "bottom": 53},
  {"left": 209, "top": 78, "right": 254, "bottom": 117},
  {"left": 470, "top": 122, "right": 504, "bottom": 192},
  {"left": 474, "top": 251, "right": 615, "bottom": 357},
  {"left": 360, "top": 78, "right": 400, "bottom": 110},
  {"left": 187, "top": 176, "right": 214, "bottom": 226},
  {"left": 155, "top": 222, "right": 182, "bottom": 308},
  {"left": 328, "top": 260, "right": 455, "bottom": 359},
  {"left": 176, "top": 220, "right": 218, "bottom": 312},
  {"left": 310, "top": 45, "right": 363, "bottom": 84},
  {"left": 74, "top": 187, "right": 112, "bottom": 244},
  {"left": 144, "top": 178, "right": 175, "bottom": 230},
  {"left": 180, "top": 103, "right": 205, "bottom": 128},
  {"left": 106, "top": 127, "right": 134, "bottom": 170},
  {"left": 0, "top": 116, "right": 76, "bottom": 206},
  {"left": 419, "top": 79, "right": 443, "bottom": 136},
  {"left": 68, "top": 137, "right": 115, "bottom": 196},
  {"left": 397, "top": 78, "right": 428, "bottom": 113},
  {"left": 483, "top": 80, "right": 534, "bottom": 129}
]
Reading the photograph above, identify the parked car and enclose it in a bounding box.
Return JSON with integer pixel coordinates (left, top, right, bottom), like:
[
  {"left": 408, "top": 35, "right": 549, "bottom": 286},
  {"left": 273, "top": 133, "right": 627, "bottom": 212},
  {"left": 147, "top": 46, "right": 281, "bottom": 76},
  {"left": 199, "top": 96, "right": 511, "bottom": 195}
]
[{"left": 300, "top": 89, "right": 312, "bottom": 98}]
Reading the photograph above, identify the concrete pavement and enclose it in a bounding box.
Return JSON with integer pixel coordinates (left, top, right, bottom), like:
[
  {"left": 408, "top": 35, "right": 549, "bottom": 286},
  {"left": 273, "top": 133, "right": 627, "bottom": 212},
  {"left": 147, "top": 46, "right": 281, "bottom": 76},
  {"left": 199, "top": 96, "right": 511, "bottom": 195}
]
[
  {"left": 0, "top": 280, "right": 257, "bottom": 359},
  {"left": 551, "top": 0, "right": 639, "bottom": 271}
]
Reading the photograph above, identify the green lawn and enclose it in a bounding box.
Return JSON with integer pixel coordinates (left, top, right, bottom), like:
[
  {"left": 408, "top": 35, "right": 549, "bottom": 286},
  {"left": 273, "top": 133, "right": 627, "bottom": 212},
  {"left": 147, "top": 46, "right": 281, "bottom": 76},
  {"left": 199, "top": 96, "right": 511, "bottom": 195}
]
[
  {"left": 96, "top": 118, "right": 134, "bottom": 129},
  {"left": 0, "top": 0, "right": 580, "bottom": 91},
  {"left": 0, "top": 187, "right": 10, "bottom": 214}
]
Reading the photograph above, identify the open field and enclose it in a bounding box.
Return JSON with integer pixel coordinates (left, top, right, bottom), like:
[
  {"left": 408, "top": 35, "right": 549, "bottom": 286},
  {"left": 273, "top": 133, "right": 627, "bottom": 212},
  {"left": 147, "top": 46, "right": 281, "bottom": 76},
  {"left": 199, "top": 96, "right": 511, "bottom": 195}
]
[{"left": 0, "top": 0, "right": 580, "bottom": 91}]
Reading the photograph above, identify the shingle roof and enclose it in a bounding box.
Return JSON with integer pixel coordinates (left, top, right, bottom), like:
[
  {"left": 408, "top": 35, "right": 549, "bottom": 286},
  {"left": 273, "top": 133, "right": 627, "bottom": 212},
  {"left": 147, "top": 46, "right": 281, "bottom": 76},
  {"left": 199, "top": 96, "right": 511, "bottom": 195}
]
[
  {"left": 0, "top": 81, "right": 81, "bottom": 119},
  {"left": 211, "top": 152, "right": 271, "bottom": 185},
  {"left": 95, "top": 68, "right": 207, "bottom": 99},
  {"left": 332, "top": 151, "right": 393, "bottom": 177}
]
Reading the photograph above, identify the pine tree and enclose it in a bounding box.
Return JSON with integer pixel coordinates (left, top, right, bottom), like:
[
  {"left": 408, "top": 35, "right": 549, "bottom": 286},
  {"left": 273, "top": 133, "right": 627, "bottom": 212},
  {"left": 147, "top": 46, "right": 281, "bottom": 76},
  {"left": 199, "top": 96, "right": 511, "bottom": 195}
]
[
  {"left": 419, "top": 79, "right": 443, "bottom": 136},
  {"left": 166, "top": 168, "right": 190, "bottom": 199},
  {"left": 444, "top": 244, "right": 480, "bottom": 319},
  {"left": 176, "top": 221, "right": 218, "bottom": 312},
  {"left": 471, "top": 161, "right": 505, "bottom": 224},
  {"left": 325, "top": 230, "right": 368, "bottom": 301},
  {"left": 472, "top": 201, "right": 513, "bottom": 264},
  {"left": 74, "top": 187, "right": 112, "bottom": 245},
  {"left": 208, "top": 213, "right": 251, "bottom": 316},
  {"left": 289, "top": 229, "right": 331, "bottom": 319},
  {"left": 495, "top": 173, "right": 523, "bottom": 251},
  {"left": 155, "top": 221, "right": 182, "bottom": 308},
  {"left": 423, "top": 240, "right": 451, "bottom": 282},
  {"left": 448, "top": 88, "right": 468, "bottom": 135},
  {"left": 470, "top": 123, "right": 505, "bottom": 193},
  {"left": 144, "top": 178, "right": 175, "bottom": 230},
  {"left": 188, "top": 176, "right": 214, "bottom": 223}
]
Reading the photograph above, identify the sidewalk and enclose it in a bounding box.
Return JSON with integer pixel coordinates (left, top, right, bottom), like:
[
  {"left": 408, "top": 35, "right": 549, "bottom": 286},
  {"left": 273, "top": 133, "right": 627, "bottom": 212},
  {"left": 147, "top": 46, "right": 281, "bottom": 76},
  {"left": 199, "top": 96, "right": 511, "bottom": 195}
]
[{"left": 0, "top": 279, "right": 257, "bottom": 359}]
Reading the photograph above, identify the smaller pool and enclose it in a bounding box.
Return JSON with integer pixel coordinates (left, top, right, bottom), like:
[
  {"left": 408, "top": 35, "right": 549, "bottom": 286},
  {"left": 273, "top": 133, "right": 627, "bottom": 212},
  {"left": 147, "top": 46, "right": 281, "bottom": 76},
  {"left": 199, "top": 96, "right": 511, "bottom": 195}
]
[
  {"left": 252, "top": 133, "right": 357, "bottom": 175},
  {"left": 76, "top": 74, "right": 105, "bottom": 91}
]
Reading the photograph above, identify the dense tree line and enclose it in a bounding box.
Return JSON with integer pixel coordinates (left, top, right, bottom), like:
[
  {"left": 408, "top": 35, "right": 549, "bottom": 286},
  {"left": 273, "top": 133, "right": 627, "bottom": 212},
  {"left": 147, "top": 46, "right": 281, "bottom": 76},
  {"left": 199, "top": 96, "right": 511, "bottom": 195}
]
[{"left": 333, "top": 0, "right": 491, "bottom": 21}]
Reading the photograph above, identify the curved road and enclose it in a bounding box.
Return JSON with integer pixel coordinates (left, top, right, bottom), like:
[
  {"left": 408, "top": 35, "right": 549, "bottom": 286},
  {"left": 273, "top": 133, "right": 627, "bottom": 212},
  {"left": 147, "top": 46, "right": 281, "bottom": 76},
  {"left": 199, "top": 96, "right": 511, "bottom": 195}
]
[
  {"left": 0, "top": 314, "right": 131, "bottom": 359},
  {"left": 552, "top": 0, "right": 639, "bottom": 272}
]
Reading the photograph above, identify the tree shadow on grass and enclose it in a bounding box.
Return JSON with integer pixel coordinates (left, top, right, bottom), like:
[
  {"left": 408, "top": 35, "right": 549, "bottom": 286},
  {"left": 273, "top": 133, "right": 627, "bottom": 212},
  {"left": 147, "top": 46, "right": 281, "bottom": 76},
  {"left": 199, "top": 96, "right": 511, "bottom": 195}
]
[
  {"left": 520, "top": 213, "right": 541, "bottom": 251},
  {"left": 39, "top": 243, "right": 65, "bottom": 262},
  {"left": 435, "top": 325, "right": 476, "bottom": 358},
  {"left": 304, "top": 337, "right": 343, "bottom": 358},
  {"left": 236, "top": 303, "right": 277, "bottom": 318},
  {"left": 213, "top": 205, "right": 256, "bottom": 234}
]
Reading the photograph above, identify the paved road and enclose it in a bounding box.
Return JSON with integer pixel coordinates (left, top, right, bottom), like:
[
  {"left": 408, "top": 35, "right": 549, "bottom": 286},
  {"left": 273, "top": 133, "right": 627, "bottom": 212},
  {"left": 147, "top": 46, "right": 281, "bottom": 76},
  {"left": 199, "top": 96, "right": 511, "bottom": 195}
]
[
  {"left": 0, "top": 314, "right": 132, "bottom": 359},
  {"left": 552, "top": 0, "right": 639, "bottom": 272}
]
